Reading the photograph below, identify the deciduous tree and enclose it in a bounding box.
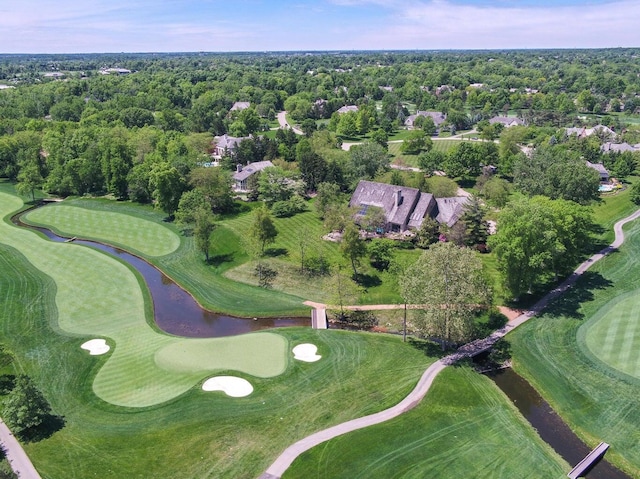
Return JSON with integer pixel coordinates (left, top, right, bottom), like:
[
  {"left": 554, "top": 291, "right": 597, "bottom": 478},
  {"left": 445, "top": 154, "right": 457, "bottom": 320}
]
[{"left": 399, "top": 242, "right": 491, "bottom": 349}]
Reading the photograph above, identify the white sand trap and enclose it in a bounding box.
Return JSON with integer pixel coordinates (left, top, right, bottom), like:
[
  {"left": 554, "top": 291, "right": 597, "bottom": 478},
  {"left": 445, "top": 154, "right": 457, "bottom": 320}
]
[
  {"left": 292, "top": 343, "right": 322, "bottom": 362},
  {"left": 81, "top": 338, "right": 110, "bottom": 356},
  {"left": 202, "top": 376, "right": 253, "bottom": 397}
]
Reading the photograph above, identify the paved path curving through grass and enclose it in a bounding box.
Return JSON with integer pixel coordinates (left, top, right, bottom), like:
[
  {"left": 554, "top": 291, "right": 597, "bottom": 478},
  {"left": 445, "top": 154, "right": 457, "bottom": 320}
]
[
  {"left": 0, "top": 419, "right": 41, "bottom": 479},
  {"left": 261, "top": 207, "right": 640, "bottom": 479}
]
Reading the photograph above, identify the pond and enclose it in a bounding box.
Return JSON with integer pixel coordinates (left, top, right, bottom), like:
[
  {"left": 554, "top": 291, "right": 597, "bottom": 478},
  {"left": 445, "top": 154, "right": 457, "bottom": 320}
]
[
  {"left": 13, "top": 206, "right": 310, "bottom": 338},
  {"left": 488, "top": 368, "right": 631, "bottom": 479}
]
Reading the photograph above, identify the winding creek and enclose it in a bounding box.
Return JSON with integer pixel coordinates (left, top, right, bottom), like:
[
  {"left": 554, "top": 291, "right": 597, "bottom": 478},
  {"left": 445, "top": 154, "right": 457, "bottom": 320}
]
[
  {"left": 11, "top": 203, "right": 635, "bottom": 478},
  {"left": 488, "top": 368, "right": 631, "bottom": 479},
  {"left": 13, "top": 205, "right": 309, "bottom": 338}
]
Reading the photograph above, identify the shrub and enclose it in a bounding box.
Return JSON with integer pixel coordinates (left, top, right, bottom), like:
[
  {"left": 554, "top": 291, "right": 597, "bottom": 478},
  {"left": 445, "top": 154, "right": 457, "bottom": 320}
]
[
  {"left": 303, "top": 254, "right": 331, "bottom": 277},
  {"left": 271, "top": 195, "right": 307, "bottom": 217}
]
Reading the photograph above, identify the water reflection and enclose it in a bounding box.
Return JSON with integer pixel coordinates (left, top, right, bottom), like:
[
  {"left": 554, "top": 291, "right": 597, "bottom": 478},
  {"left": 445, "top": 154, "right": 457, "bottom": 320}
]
[
  {"left": 489, "top": 368, "right": 630, "bottom": 479},
  {"left": 13, "top": 208, "right": 310, "bottom": 338}
]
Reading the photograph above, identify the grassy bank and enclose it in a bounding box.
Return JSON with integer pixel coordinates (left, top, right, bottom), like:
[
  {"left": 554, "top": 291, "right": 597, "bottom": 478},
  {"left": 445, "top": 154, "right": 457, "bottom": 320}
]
[
  {"left": 508, "top": 218, "right": 640, "bottom": 477},
  {"left": 285, "top": 366, "right": 567, "bottom": 479},
  {"left": 0, "top": 234, "right": 434, "bottom": 477}
]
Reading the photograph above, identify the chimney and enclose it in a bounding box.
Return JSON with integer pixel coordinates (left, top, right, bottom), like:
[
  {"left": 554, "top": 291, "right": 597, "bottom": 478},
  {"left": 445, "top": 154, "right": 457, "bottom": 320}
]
[
  {"left": 236, "top": 164, "right": 242, "bottom": 173},
  {"left": 396, "top": 190, "right": 403, "bottom": 207}
]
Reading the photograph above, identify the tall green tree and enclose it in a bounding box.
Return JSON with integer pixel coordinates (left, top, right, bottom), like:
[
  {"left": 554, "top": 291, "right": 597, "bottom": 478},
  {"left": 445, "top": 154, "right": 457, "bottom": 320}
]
[
  {"left": 488, "top": 196, "right": 593, "bottom": 300},
  {"left": 149, "top": 162, "right": 186, "bottom": 217},
  {"left": 3, "top": 375, "right": 52, "bottom": 438},
  {"left": 188, "top": 167, "right": 234, "bottom": 213},
  {"left": 399, "top": 242, "right": 491, "bottom": 349},
  {"left": 193, "top": 208, "right": 216, "bottom": 262},
  {"left": 249, "top": 206, "right": 278, "bottom": 255},
  {"left": 15, "top": 162, "right": 43, "bottom": 202},
  {"left": 340, "top": 222, "right": 367, "bottom": 277}
]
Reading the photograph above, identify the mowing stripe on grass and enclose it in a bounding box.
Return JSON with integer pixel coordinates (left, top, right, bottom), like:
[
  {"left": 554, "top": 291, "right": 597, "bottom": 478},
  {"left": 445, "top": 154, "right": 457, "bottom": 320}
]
[
  {"left": 24, "top": 203, "right": 180, "bottom": 257},
  {"left": 582, "top": 290, "right": 640, "bottom": 380},
  {"left": 1, "top": 191, "right": 289, "bottom": 408}
]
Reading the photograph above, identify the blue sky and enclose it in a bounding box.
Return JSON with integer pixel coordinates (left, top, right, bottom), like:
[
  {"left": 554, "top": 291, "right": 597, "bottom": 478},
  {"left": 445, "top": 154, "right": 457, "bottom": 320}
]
[{"left": 1, "top": 0, "right": 639, "bottom": 53}]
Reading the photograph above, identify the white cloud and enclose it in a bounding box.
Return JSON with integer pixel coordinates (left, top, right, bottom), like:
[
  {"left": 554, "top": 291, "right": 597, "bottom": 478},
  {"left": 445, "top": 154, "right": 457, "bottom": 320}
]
[{"left": 359, "top": 0, "right": 640, "bottom": 49}]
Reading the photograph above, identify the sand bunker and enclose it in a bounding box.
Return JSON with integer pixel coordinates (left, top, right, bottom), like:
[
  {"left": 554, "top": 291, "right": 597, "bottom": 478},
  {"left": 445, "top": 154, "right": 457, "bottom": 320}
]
[
  {"left": 202, "top": 376, "right": 253, "bottom": 397},
  {"left": 292, "top": 343, "right": 322, "bottom": 362},
  {"left": 81, "top": 338, "right": 110, "bottom": 355}
]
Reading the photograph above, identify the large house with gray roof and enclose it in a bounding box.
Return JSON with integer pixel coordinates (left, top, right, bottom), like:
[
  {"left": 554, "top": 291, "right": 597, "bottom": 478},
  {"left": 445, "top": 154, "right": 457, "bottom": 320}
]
[
  {"left": 489, "top": 116, "right": 525, "bottom": 128},
  {"left": 404, "top": 111, "right": 447, "bottom": 130},
  {"left": 349, "top": 180, "right": 467, "bottom": 233},
  {"left": 232, "top": 161, "right": 274, "bottom": 192},
  {"left": 212, "top": 134, "right": 251, "bottom": 159}
]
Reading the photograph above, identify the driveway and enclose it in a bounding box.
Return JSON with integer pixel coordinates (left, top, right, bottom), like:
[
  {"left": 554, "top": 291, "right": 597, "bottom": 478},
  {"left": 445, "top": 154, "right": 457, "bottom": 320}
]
[{"left": 276, "top": 111, "right": 303, "bottom": 135}]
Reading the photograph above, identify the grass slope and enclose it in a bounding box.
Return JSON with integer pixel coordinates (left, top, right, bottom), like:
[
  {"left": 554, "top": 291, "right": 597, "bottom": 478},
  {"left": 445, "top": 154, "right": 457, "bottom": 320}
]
[
  {"left": 24, "top": 203, "right": 180, "bottom": 257},
  {"left": 508, "top": 218, "right": 640, "bottom": 477},
  {"left": 285, "top": 366, "right": 567, "bottom": 479},
  {"left": 17, "top": 196, "right": 309, "bottom": 317},
  {"left": 0, "top": 191, "right": 290, "bottom": 407},
  {"left": 0, "top": 243, "right": 433, "bottom": 478}
]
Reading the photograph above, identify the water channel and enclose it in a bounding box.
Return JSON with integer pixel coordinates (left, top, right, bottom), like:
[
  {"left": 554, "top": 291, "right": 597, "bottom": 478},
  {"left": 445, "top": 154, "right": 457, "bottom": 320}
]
[
  {"left": 13, "top": 205, "right": 634, "bottom": 478},
  {"left": 488, "top": 368, "right": 631, "bottom": 479},
  {"left": 12, "top": 206, "right": 310, "bottom": 338}
]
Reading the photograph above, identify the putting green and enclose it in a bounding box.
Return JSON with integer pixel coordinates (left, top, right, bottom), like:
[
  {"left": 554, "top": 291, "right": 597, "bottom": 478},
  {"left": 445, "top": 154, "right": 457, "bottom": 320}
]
[
  {"left": 1, "top": 192, "right": 287, "bottom": 408},
  {"left": 580, "top": 290, "right": 640, "bottom": 380},
  {"left": 24, "top": 203, "right": 180, "bottom": 257}
]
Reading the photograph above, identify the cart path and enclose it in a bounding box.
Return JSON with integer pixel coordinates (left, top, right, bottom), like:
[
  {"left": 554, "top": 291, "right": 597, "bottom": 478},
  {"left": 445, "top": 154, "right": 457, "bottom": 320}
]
[
  {"left": 0, "top": 418, "right": 42, "bottom": 479},
  {"left": 262, "top": 208, "right": 640, "bottom": 479}
]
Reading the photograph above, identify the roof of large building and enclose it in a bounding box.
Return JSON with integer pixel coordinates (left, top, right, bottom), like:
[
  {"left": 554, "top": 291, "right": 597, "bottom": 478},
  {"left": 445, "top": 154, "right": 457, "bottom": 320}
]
[
  {"left": 435, "top": 197, "right": 469, "bottom": 228},
  {"left": 230, "top": 101, "right": 251, "bottom": 111},
  {"left": 337, "top": 105, "right": 359, "bottom": 114},
  {"left": 489, "top": 116, "right": 525, "bottom": 127},
  {"left": 404, "top": 111, "right": 447, "bottom": 127},
  {"left": 350, "top": 180, "right": 421, "bottom": 227},
  {"left": 601, "top": 142, "right": 640, "bottom": 153},
  {"left": 232, "top": 161, "right": 274, "bottom": 182}
]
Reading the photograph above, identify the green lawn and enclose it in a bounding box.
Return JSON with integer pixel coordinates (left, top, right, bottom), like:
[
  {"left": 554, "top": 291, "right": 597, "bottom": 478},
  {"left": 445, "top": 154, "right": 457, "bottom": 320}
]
[
  {"left": 508, "top": 218, "right": 640, "bottom": 477},
  {"left": 579, "top": 289, "right": 640, "bottom": 379},
  {"left": 0, "top": 238, "right": 433, "bottom": 477},
  {"left": 0, "top": 190, "right": 293, "bottom": 408},
  {"left": 285, "top": 366, "right": 567, "bottom": 479},
  {"left": 17, "top": 194, "right": 414, "bottom": 310},
  {"left": 24, "top": 203, "right": 180, "bottom": 257}
]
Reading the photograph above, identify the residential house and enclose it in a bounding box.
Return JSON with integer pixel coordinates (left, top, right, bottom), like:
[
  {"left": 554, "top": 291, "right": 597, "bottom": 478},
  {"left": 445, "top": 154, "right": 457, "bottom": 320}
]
[
  {"left": 349, "top": 180, "right": 468, "bottom": 233},
  {"left": 585, "top": 161, "right": 610, "bottom": 182},
  {"left": 565, "top": 125, "right": 617, "bottom": 140},
  {"left": 489, "top": 116, "right": 525, "bottom": 128},
  {"left": 100, "top": 68, "right": 131, "bottom": 75},
  {"left": 232, "top": 161, "right": 274, "bottom": 192},
  {"left": 435, "top": 197, "right": 468, "bottom": 227},
  {"left": 230, "top": 101, "right": 250, "bottom": 111},
  {"left": 212, "top": 134, "right": 251, "bottom": 159},
  {"left": 404, "top": 111, "right": 447, "bottom": 130},
  {"left": 337, "top": 105, "right": 359, "bottom": 114},
  {"left": 601, "top": 142, "right": 640, "bottom": 154}
]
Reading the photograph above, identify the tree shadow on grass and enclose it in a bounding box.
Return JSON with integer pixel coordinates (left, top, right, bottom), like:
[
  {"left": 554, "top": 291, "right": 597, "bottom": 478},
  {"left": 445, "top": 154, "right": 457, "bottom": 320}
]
[
  {"left": 354, "top": 273, "right": 381, "bottom": 288},
  {"left": 265, "top": 247, "right": 288, "bottom": 258},
  {"left": 19, "top": 414, "right": 66, "bottom": 443},
  {"left": 407, "top": 337, "right": 449, "bottom": 359},
  {"left": 543, "top": 270, "right": 613, "bottom": 320},
  {"left": 207, "top": 252, "right": 234, "bottom": 267}
]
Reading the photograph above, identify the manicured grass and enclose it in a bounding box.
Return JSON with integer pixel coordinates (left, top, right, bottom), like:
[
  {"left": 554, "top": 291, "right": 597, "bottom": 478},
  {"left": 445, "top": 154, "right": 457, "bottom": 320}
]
[
  {"left": 17, "top": 197, "right": 309, "bottom": 317},
  {"left": 508, "top": 218, "right": 640, "bottom": 477},
  {"left": 431, "top": 139, "right": 463, "bottom": 153},
  {"left": 0, "top": 190, "right": 291, "bottom": 408},
  {"left": 591, "top": 177, "right": 637, "bottom": 246},
  {"left": 0, "top": 240, "right": 434, "bottom": 477},
  {"left": 285, "top": 366, "right": 567, "bottom": 479},
  {"left": 580, "top": 290, "right": 640, "bottom": 380},
  {"left": 24, "top": 203, "right": 180, "bottom": 257}
]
